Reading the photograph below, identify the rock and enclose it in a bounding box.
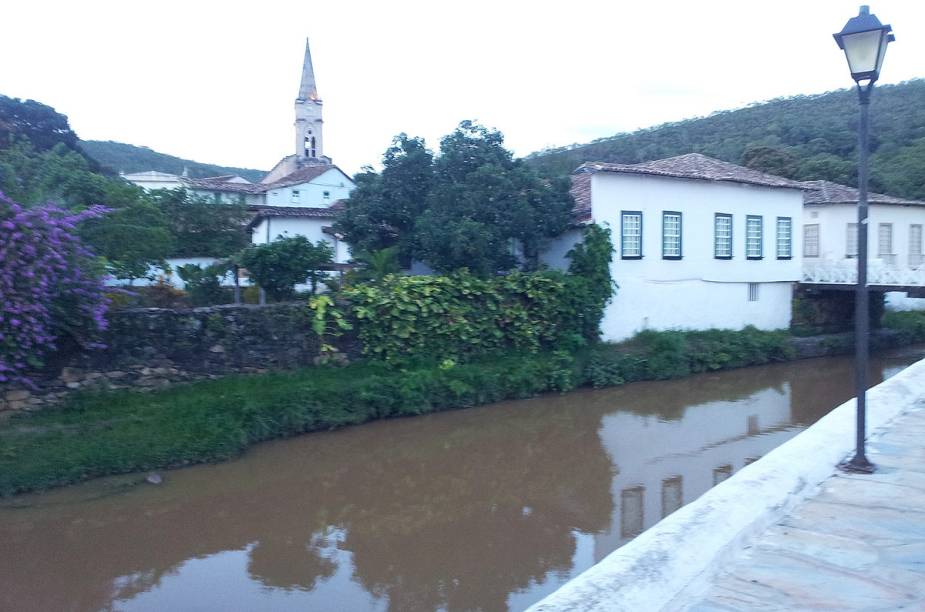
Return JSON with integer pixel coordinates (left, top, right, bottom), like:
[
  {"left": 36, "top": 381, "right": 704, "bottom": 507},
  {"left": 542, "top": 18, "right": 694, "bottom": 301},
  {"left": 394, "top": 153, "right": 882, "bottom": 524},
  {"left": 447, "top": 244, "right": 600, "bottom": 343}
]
[
  {"left": 4, "top": 389, "right": 31, "bottom": 402},
  {"left": 106, "top": 371, "right": 127, "bottom": 379},
  {"left": 65, "top": 382, "right": 81, "bottom": 390},
  {"left": 152, "top": 367, "right": 170, "bottom": 376},
  {"left": 140, "top": 367, "right": 153, "bottom": 376},
  {"left": 85, "top": 372, "right": 104, "bottom": 380},
  {"left": 145, "top": 472, "right": 163, "bottom": 485},
  {"left": 59, "top": 367, "right": 83, "bottom": 383},
  {"left": 209, "top": 344, "right": 226, "bottom": 353},
  {"left": 7, "top": 400, "right": 27, "bottom": 410}
]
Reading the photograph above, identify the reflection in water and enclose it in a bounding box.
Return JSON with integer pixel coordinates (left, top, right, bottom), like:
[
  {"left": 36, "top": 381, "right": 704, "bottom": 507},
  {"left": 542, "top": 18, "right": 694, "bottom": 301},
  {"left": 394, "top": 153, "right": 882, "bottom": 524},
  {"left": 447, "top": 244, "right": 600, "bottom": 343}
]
[{"left": 0, "top": 348, "right": 921, "bottom": 612}]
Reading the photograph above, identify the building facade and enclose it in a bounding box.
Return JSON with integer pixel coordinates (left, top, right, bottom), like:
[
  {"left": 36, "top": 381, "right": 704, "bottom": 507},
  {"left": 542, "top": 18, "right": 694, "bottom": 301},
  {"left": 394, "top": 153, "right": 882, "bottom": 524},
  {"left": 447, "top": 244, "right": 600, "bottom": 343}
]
[
  {"left": 121, "top": 38, "right": 356, "bottom": 284},
  {"left": 800, "top": 180, "right": 925, "bottom": 310},
  {"left": 546, "top": 154, "right": 805, "bottom": 342}
]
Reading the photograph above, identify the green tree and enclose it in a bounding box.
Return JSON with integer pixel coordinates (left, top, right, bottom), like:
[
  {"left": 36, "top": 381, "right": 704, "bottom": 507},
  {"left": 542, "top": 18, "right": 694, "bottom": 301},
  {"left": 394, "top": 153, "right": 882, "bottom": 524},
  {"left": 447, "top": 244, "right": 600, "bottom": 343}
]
[
  {"left": 147, "top": 188, "right": 249, "bottom": 257},
  {"left": 80, "top": 200, "right": 175, "bottom": 283},
  {"left": 415, "top": 121, "right": 573, "bottom": 275},
  {"left": 334, "top": 134, "right": 433, "bottom": 266},
  {"left": 351, "top": 246, "right": 402, "bottom": 283},
  {"left": 742, "top": 145, "right": 799, "bottom": 178},
  {"left": 240, "top": 236, "right": 334, "bottom": 300}
]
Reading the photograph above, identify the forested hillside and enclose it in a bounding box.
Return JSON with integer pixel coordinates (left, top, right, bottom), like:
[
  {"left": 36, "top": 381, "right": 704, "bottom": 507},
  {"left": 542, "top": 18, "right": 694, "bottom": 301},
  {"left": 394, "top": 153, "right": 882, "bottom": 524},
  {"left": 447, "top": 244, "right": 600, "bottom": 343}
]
[
  {"left": 526, "top": 80, "right": 925, "bottom": 200},
  {"left": 79, "top": 140, "right": 265, "bottom": 182}
]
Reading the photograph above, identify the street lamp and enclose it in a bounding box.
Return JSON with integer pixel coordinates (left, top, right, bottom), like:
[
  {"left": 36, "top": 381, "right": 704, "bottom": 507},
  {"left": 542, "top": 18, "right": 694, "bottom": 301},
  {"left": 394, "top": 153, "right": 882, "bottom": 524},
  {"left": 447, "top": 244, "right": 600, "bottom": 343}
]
[{"left": 833, "top": 6, "right": 894, "bottom": 473}]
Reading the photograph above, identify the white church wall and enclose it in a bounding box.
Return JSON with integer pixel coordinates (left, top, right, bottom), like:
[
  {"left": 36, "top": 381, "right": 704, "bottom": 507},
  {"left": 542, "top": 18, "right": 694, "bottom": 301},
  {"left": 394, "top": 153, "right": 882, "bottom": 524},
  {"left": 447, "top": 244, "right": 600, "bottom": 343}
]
[{"left": 264, "top": 169, "right": 354, "bottom": 208}]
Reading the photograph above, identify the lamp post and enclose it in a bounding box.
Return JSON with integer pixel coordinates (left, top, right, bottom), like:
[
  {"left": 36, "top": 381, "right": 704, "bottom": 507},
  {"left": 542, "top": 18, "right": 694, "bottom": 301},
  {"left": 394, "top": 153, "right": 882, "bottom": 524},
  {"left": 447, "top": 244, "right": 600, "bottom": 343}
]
[{"left": 833, "top": 5, "right": 894, "bottom": 473}]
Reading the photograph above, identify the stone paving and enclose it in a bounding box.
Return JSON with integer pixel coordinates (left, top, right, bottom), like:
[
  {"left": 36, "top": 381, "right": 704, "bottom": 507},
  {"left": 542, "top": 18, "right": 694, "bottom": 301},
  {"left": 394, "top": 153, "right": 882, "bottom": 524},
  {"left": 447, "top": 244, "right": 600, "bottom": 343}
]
[{"left": 673, "top": 404, "right": 925, "bottom": 611}]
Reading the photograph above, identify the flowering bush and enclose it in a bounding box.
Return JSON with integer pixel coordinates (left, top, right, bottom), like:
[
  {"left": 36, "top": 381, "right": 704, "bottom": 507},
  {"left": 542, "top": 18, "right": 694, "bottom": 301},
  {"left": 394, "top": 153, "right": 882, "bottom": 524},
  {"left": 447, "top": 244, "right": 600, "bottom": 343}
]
[{"left": 0, "top": 192, "right": 109, "bottom": 385}]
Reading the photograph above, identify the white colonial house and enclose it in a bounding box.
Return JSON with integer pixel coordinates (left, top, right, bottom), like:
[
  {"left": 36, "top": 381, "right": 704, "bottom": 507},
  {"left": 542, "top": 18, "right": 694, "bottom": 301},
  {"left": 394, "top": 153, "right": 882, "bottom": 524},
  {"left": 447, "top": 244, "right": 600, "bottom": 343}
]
[
  {"left": 121, "top": 39, "right": 355, "bottom": 286},
  {"left": 799, "top": 180, "right": 925, "bottom": 310},
  {"left": 544, "top": 153, "right": 805, "bottom": 342}
]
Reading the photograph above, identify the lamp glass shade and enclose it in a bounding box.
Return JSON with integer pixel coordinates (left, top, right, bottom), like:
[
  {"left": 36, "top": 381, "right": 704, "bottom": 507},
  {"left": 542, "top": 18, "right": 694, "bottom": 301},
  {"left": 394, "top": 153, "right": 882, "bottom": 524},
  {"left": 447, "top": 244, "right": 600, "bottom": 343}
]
[{"left": 840, "top": 29, "right": 884, "bottom": 77}]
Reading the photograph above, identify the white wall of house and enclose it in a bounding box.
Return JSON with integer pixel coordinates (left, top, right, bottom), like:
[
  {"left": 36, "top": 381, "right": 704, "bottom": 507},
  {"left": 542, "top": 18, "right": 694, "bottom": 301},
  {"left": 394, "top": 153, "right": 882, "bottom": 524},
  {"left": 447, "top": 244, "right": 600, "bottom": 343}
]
[
  {"left": 264, "top": 169, "right": 353, "bottom": 207},
  {"left": 803, "top": 203, "right": 925, "bottom": 265},
  {"left": 804, "top": 203, "right": 925, "bottom": 311},
  {"left": 188, "top": 189, "right": 264, "bottom": 207},
  {"left": 122, "top": 172, "right": 185, "bottom": 191},
  {"left": 584, "top": 173, "right": 803, "bottom": 341},
  {"left": 250, "top": 217, "right": 349, "bottom": 264}
]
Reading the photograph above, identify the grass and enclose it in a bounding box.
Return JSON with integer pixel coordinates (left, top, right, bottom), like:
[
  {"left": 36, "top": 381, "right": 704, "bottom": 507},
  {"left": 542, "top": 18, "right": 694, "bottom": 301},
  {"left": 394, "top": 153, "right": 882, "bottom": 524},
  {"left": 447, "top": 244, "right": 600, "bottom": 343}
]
[
  {"left": 1, "top": 322, "right": 920, "bottom": 497},
  {"left": 0, "top": 354, "right": 573, "bottom": 496}
]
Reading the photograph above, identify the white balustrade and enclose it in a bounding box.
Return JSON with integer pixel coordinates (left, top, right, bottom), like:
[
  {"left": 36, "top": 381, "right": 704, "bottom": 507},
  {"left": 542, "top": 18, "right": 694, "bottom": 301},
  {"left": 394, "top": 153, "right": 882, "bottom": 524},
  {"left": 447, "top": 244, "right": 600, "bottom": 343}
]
[{"left": 802, "top": 258, "right": 925, "bottom": 287}]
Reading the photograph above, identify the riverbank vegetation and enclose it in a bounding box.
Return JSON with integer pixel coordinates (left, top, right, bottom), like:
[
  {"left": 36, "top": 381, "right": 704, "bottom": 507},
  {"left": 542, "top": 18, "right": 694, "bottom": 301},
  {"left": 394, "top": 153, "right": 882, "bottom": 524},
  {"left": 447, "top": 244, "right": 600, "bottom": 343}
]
[{"left": 0, "top": 325, "right": 846, "bottom": 497}]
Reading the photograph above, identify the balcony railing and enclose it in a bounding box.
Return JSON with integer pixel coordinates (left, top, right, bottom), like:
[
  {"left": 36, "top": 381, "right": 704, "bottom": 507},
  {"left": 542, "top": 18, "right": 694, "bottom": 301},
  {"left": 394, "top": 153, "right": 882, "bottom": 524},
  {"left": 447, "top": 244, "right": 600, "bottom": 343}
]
[{"left": 802, "top": 258, "right": 925, "bottom": 287}]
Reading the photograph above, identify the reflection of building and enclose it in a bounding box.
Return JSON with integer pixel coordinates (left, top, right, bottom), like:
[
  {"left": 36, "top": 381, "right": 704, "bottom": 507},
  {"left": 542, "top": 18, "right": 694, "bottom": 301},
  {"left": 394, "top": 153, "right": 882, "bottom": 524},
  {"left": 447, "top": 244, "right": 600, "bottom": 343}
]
[{"left": 593, "top": 384, "right": 798, "bottom": 561}]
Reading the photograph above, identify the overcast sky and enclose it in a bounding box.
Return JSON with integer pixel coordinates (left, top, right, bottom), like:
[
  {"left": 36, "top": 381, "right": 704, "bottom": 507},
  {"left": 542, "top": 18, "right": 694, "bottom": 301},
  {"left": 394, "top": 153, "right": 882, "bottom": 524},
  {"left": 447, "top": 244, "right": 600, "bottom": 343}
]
[{"left": 2, "top": 1, "right": 922, "bottom": 176}]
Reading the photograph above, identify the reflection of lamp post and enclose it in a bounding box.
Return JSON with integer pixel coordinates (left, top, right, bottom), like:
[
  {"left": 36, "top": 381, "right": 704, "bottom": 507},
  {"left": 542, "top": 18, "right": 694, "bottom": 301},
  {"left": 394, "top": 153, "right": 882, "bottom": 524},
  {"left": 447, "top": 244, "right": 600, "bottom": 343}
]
[{"left": 833, "top": 5, "right": 894, "bottom": 473}]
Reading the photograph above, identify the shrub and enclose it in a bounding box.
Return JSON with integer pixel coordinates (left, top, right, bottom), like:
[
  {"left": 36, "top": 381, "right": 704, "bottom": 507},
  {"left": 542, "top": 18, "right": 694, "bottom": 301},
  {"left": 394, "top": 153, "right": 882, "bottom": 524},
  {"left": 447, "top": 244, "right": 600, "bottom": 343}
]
[
  {"left": 177, "top": 262, "right": 231, "bottom": 307},
  {"left": 582, "top": 327, "right": 795, "bottom": 388},
  {"left": 342, "top": 270, "right": 582, "bottom": 363},
  {"left": 240, "top": 236, "right": 333, "bottom": 300},
  {"left": 882, "top": 310, "right": 925, "bottom": 343},
  {"left": 565, "top": 224, "right": 616, "bottom": 340},
  {"left": 0, "top": 193, "right": 109, "bottom": 384}
]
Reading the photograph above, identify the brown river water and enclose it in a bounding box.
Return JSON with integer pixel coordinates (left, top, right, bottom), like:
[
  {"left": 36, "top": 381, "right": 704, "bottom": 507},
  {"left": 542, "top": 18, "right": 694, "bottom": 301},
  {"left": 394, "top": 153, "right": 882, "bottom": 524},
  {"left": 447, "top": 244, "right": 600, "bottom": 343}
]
[{"left": 1, "top": 347, "right": 923, "bottom": 612}]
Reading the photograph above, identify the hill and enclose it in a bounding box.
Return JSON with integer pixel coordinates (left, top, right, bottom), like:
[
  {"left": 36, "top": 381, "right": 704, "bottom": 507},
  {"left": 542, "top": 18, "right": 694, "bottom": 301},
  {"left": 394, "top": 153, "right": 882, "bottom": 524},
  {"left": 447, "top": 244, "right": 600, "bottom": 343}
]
[
  {"left": 79, "top": 140, "right": 266, "bottom": 182},
  {"left": 525, "top": 79, "right": 925, "bottom": 200}
]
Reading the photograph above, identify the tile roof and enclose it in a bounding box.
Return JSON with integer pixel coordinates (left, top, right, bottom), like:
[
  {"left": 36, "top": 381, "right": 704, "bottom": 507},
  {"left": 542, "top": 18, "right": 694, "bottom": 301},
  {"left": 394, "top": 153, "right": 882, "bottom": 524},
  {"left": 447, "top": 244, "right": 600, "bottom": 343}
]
[
  {"left": 183, "top": 177, "right": 265, "bottom": 194},
  {"left": 801, "top": 180, "right": 925, "bottom": 207},
  {"left": 248, "top": 204, "right": 340, "bottom": 219},
  {"left": 569, "top": 173, "right": 592, "bottom": 223},
  {"left": 577, "top": 153, "right": 806, "bottom": 190},
  {"left": 262, "top": 165, "right": 340, "bottom": 190}
]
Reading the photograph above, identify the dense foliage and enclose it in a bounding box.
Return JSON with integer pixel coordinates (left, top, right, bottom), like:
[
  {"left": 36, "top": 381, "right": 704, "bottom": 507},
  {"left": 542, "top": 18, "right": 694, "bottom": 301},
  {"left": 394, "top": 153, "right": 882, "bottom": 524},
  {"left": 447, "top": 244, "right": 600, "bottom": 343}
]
[
  {"left": 343, "top": 271, "right": 581, "bottom": 363},
  {"left": 240, "top": 236, "right": 334, "bottom": 300},
  {"left": 881, "top": 310, "right": 925, "bottom": 344},
  {"left": 526, "top": 80, "right": 925, "bottom": 200},
  {"left": 583, "top": 327, "right": 795, "bottom": 388},
  {"left": 334, "top": 135, "right": 433, "bottom": 267},
  {"left": 79, "top": 139, "right": 265, "bottom": 182},
  {"left": 0, "top": 193, "right": 109, "bottom": 385},
  {"left": 564, "top": 224, "right": 615, "bottom": 339},
  {"left": 336, "top": 121, "right": 574, "bottom": 275},
  {"left": 0, "top": 94, "right": 86, "bottom": 159},
  {"left": 148, "top": 188, "right": 250, "bottom": 257}
]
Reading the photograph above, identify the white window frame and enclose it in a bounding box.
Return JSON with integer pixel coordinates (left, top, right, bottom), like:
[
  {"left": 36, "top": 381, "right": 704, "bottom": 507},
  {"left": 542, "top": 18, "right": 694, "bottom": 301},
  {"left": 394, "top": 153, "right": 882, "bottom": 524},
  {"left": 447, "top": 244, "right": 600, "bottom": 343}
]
[
  {"left": 776, "top": 217, "right": 792, "bottom": 259},
  {"left": 662, "top": 211, "right": 682, "bottom": 260},
  {"left": 846, "top": 223, "right": 858, "bottom": 258},
  {"left": 748, "top": 283, "right": 760, "bottom": 302},
  {"left": 803, "top": 224, "right": 820, "bottom": 258},
  {"left": 290, "top": 189, "right": 301, "bottom": 203},
  {"left": 878, "top": 223, "right": 894, "bottom": 257},
  {"left": 714, "top": 213, "right": 733, "bottom": 259},
  {"left": 746, "top": 216, "right": 763, "bottom": 260},
  {"left": 621, "top": 211, "right": 643, "bottom": 259},
  {"left": 910, "top": 224, "right": 923, "bottom": 267}
]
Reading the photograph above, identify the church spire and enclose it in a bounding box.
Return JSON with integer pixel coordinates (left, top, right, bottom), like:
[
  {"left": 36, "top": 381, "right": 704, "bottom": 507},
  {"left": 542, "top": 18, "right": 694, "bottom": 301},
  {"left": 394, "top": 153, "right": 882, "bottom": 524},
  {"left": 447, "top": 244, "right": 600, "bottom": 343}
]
[{"left": 297, "top": 38, "right": 318, "bottom": 101}]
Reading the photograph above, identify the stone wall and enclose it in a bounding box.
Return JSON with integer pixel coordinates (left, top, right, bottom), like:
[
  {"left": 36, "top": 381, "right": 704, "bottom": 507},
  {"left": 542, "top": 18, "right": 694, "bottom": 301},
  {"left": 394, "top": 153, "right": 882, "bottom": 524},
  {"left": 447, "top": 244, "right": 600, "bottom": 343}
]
[{"left": 0, "top": 303, "right": 355, "bottom": 415}]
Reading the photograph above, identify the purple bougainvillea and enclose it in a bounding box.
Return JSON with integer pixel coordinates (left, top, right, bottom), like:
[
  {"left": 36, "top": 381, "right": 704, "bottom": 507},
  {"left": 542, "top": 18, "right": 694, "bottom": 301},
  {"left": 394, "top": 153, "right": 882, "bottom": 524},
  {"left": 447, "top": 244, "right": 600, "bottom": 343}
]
[{"left": 0, "top": 192, "right": 109, "bottom": 386}]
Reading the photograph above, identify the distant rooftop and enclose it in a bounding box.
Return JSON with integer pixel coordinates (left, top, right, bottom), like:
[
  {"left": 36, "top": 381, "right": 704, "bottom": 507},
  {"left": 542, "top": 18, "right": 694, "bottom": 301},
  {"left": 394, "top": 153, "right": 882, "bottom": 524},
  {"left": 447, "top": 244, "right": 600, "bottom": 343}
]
[
  {"left": 577, "top": 153, "right": 806, "bottom": 190},
  {"left": 801, "top": 180, "right": 925, "bottom": 207}
]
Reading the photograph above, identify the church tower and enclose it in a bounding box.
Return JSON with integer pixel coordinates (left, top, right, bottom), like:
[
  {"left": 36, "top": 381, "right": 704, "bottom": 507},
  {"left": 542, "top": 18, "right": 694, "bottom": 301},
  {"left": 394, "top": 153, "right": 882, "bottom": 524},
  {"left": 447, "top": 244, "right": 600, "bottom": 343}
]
[{"left": 294, "top": 38, "right": 324, "bottom": 162}]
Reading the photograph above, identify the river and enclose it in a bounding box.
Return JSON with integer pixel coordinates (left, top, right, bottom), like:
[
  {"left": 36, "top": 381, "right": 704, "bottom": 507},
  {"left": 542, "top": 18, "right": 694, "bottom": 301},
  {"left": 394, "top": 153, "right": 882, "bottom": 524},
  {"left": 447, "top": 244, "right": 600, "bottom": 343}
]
[{"left": 1, "top": 347, "right": 923, "bottom": 612}]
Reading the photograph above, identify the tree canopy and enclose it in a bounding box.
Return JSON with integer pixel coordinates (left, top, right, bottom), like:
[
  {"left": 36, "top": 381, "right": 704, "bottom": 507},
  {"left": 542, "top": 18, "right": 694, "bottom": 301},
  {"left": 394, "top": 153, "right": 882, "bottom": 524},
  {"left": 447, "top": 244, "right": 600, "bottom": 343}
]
[
  {"left": 526, "top": 79, "right": 925, "bottom": 200},
  {"left": 336, "top": 121, "right": 574, "bottom": 276}
]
